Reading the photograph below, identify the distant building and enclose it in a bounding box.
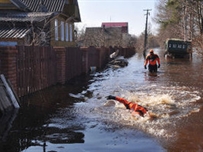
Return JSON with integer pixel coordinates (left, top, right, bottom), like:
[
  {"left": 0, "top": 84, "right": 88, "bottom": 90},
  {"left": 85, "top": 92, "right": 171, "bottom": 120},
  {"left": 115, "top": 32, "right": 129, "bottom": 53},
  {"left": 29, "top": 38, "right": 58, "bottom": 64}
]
[
  {"left": 101, "top": 22, "right": 128, "bottom": 34},
  {"left": 83, "top": 22, "right": 131, "bottom": 47},
  {"left": 0, "top": 0, "right": 81, "bottom": 47}
]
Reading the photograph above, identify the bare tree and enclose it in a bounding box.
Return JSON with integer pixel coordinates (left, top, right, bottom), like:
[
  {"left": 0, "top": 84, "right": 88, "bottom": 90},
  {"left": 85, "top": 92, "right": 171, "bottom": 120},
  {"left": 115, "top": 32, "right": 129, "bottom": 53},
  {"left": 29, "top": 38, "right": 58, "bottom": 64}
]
[
  {"left": 154, "top": 0, "right": 203, "bottom": 54},
  {"left": 154, "top": 0, "right": 183, "bottom": 46}
]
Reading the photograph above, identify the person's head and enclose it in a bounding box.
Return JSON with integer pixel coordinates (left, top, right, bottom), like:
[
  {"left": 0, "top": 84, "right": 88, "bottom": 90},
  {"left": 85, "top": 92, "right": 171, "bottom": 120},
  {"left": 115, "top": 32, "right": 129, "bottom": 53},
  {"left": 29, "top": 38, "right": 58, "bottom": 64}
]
[{"left": 149, "top": 49, "right": 154, "bottom": 55}]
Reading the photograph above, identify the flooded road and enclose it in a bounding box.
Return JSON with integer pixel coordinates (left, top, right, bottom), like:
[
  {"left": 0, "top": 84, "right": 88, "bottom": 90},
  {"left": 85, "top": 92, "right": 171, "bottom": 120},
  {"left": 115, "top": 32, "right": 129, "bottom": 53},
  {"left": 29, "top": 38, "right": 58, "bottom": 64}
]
[{"left": 1, "top": 48, "right": 203, "bottom": 152}]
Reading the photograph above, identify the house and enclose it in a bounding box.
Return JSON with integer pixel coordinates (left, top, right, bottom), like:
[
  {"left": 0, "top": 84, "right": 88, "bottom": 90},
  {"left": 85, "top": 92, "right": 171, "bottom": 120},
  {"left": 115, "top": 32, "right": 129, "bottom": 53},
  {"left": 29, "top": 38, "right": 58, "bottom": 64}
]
[
  {"left": 83, "top": 22, "right": 131, "bottom": 47},
  {"left": 0, "top": 0, "right": 81, "bottom": 47},
  {"left": 84, "top": 26, "right": 123, "bottom": 47}
]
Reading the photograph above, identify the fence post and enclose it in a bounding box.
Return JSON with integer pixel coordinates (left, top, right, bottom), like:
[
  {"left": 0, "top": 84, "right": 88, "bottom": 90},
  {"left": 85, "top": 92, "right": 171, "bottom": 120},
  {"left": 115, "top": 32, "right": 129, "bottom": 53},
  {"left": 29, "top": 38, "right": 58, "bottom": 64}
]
[
  {"left": 54, "top": 47, "right": 66, "bottom": 84},
  {"left": 0, "top": 46, "right": 18, "bottom": 94},
  {"left": 81, "top": 47, "right": 89, "bottom": 73}
]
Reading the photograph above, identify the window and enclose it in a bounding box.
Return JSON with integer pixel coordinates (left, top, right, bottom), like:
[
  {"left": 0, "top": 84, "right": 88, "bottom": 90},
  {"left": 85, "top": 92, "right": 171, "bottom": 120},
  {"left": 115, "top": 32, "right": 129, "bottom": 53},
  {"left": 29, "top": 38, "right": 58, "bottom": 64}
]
[
  {"left": 55, "top": 19, "right": 58, "bottom": 41},
  {"left": 183, "top": 44, "right": 185, "bottom": 49},
  {"left": 178, "top": 44, "right": 182, "bottom": 48},
  {"left": 70, "top": 24, "right": 73, "bottom": 42},
  {"left": 61, "top": 21, "right": 64, "bottom": 41},
  {"left": 66, "top": 23, "right": 69, "bottom": 41},
  {"left": 40, "top": 32, "right": 46, "bottom": 42}
]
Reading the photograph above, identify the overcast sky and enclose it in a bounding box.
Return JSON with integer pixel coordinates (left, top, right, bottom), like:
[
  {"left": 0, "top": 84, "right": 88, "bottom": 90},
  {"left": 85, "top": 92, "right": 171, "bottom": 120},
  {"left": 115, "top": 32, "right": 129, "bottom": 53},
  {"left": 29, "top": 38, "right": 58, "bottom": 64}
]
[{"left": 76, "top": 0, "right": 158, "bottom": 36}]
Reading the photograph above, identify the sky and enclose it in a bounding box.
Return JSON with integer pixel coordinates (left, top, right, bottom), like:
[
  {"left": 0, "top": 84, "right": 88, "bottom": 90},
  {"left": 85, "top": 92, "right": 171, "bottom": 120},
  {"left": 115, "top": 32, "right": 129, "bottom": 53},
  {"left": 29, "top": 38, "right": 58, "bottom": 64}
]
[{"left": 76, "top": 0, "right": 159, "bottom": 36}]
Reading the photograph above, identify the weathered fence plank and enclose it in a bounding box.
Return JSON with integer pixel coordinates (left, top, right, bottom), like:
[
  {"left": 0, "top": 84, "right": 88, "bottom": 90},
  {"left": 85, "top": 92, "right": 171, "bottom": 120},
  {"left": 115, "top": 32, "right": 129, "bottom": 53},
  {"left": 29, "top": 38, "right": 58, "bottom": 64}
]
[{"left": 65, "top": 47, "right": 83, "bottom": 80}]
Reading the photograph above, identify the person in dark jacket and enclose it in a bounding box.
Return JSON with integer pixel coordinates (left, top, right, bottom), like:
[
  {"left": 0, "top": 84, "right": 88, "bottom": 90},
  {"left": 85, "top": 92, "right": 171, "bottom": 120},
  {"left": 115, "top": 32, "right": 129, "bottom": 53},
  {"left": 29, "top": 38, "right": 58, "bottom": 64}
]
[{"left": 106, "top": 95, "right": 148, "bottom": 117}]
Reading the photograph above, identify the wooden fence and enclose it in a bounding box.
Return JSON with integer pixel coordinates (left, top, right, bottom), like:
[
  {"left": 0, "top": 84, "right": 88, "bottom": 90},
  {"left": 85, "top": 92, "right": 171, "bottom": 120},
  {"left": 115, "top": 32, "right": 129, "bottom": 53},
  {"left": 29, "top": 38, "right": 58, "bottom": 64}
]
[
  {"left": 0, "top": 46, "right": 135, "bottom": 97},
  {"left": 16, "top": 46, "right": 57, "bottom": 96}
]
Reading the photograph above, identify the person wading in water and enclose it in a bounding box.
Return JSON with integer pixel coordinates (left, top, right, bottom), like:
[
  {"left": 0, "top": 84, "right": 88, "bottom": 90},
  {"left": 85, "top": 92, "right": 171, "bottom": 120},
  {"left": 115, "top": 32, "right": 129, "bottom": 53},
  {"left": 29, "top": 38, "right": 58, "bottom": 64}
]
[{"left": 144, "top": 49, "right": 160, "bottom": 73}]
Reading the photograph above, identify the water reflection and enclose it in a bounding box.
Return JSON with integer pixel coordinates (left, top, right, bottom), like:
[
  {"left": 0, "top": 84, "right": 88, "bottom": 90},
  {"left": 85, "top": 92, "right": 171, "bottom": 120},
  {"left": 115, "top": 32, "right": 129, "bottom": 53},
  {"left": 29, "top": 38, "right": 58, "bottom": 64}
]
[
  {"left": 0, "top": 81, "right": 89, "bottom": 152},
  {"left": 0, "top": 109, "right": 18, "bottom": 141}
]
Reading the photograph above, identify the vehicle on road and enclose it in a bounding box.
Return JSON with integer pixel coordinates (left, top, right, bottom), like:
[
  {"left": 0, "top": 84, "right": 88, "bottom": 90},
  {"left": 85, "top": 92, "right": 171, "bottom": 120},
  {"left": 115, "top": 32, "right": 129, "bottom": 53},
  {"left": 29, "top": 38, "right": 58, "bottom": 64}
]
[{"left": 164, "top": 38, "right": 192, "bottom": 59}]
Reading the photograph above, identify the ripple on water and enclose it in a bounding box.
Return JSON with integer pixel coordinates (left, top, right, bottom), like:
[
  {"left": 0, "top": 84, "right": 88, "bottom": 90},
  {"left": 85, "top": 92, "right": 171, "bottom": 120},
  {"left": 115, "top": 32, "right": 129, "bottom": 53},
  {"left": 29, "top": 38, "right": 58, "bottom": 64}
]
[{"left": 73, "top": 84, "right": 201, "bottom": 141}]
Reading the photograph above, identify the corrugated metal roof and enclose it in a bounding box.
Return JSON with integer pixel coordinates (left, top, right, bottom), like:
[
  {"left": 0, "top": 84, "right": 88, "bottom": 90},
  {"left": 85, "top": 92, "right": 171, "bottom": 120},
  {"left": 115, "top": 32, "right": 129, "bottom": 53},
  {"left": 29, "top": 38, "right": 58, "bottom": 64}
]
[
  {"left": 0, "top": 27, "right": 30, "bottom": 39},
  {"left": 12, "top": 0, "right": 66, "bottom": 12},
  {"left": 0, "top": 12, "right": 54, "bottom": 22},
  {"left": 9, "top": 0, "right": 81, "bottom": 21}
]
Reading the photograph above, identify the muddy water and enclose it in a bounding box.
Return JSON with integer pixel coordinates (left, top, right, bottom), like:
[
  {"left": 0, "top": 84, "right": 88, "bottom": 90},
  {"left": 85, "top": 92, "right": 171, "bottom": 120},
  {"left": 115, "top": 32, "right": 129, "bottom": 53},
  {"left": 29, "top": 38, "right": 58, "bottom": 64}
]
[{"left": 0, "top": 48, "right": 203, "bottom": 152}]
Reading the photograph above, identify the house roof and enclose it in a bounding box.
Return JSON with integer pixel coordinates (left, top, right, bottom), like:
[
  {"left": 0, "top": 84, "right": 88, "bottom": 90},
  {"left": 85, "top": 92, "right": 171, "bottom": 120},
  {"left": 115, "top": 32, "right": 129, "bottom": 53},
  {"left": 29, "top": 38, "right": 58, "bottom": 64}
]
[
  {"left": 101, "top": 22, "right": 128, "bottom": 27},
  {"left": 85, "top": 27, "right": 102, "bottom": 33},
  {"left": 84, "top": 26, "right": 123, "bottom": 47},
  {"left": 0, "top": 27, "right": 30, "bottom": 39},
  {"left": 9, "top": 0, "right": 81, "bottom": 21},
  {"left": 85, "top": 27, "right": 123, "bottom": 37},
  {"left": 11, "top": 0, "right": 65, "bottom": 12},
  {"left": 0, "top": 11, "right": 54, "bottom": 22}
]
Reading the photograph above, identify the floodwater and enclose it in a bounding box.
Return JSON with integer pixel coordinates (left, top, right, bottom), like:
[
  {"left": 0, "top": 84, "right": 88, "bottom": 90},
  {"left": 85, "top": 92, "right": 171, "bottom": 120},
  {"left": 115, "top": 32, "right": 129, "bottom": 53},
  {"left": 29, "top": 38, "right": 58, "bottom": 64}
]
[{"left": 1, "top": 48, "right": 203, "bottom": 152}]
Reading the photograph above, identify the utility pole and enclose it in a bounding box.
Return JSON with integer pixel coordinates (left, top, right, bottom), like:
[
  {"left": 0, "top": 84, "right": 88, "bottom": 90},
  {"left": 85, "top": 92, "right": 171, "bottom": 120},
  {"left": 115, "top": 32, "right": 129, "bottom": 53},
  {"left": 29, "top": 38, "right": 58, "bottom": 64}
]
[
  {"left": 143, "top": 9, "right": 151, "bottom": 58},
  {"left": 183, "top": 0, "right": 187, "bottom": 41}
]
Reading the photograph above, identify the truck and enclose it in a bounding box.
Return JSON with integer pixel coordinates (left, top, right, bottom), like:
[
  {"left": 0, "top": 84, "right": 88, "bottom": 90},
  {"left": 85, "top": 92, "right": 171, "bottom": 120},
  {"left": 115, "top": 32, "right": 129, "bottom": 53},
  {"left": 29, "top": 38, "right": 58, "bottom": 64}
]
[{"left": 164, "top": 38, "right": 192, "bottom": 59}]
